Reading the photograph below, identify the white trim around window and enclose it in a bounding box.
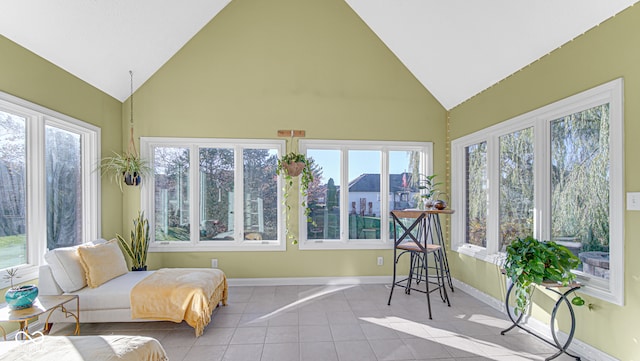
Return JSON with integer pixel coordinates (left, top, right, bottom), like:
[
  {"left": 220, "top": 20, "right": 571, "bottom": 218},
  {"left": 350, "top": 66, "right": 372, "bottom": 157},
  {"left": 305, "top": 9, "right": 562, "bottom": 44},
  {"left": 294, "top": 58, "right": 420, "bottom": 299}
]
[{"left": 451, "top": 78, "right": 624, "bottom": 305}]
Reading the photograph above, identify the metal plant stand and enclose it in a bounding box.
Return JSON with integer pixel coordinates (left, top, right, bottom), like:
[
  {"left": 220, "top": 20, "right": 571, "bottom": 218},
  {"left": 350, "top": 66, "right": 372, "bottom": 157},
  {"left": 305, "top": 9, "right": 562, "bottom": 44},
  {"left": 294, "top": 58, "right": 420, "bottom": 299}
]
[{"left": 501, "top": 282, "right": 582, "bottom": 361}]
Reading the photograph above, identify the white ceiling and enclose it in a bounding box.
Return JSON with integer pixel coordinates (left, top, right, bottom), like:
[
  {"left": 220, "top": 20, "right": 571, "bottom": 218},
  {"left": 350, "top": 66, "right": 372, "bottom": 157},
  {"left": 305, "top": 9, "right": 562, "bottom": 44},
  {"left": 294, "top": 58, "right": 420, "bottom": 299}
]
[{"left": 0, "top": 0, "right": 636, "bottom": 109}]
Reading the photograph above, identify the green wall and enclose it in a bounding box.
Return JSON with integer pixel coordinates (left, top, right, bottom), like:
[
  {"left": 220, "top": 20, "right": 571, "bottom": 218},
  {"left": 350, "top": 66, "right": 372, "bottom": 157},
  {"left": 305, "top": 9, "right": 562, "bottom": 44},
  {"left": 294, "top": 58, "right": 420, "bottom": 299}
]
[
  {"left": 449, "top": 4, "right": 640, "bottom": 360},
  {"left": 0, "top": 35, "right": 124, "bottom": 239},
  {"left": 128, "top": 0, "right": 446, "bottom": 278},
  {"left": 0, "top": 34, "right": 122, "bottom": 335}
]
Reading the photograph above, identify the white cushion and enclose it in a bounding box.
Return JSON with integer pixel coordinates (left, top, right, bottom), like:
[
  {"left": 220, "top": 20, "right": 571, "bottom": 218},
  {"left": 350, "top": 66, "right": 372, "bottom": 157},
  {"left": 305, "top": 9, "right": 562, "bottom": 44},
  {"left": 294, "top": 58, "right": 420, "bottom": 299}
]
[
  {"left": 44, "top": 238, "right": 106, "bottom": 293},
  {"left": 72, "top": 271, "right": 154, "bottom": 310}
]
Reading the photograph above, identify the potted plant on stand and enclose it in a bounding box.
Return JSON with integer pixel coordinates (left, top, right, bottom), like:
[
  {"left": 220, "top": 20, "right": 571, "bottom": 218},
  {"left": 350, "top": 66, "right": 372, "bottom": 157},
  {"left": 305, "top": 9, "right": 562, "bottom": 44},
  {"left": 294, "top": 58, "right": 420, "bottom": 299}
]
[
  {"left": 116, "top": 211, "right": 150, "bottom": 271},
  {"left": 3, "top": 268, "right": 38, "bottom": 310},
  {"left": 276, "top": 152, "right": 314, "bottom": 244},
  {"left": 503, "top": 236, "right": 584, "bottom": 315}
]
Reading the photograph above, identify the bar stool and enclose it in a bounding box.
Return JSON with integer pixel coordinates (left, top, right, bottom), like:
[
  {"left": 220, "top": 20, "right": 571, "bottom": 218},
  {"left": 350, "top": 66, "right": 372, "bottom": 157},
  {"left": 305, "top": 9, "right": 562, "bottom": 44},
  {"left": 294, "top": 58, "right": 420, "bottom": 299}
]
[{"left": 387, "top": 210, "right": 451, "bottom": 319}]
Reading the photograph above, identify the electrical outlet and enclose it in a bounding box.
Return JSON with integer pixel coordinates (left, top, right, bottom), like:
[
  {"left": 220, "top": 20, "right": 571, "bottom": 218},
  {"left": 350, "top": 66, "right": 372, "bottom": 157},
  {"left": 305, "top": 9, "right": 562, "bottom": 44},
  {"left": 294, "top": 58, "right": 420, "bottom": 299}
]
[
  {"left": 211, "top": 259, "right": 218, "bottom": 268},
  {"left": 377, "top": 256, "right": 383, "bottom": 266},
  {"left": 627, "top": 192, "right": 640, "bottom": 211}
]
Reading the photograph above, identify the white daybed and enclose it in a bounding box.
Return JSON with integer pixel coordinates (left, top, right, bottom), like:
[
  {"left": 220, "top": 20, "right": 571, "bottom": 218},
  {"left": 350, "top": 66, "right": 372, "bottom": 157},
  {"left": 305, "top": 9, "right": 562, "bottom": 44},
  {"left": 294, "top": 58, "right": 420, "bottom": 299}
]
[{"left": 39, "top": 239, "right": 227, "bottom": 336}]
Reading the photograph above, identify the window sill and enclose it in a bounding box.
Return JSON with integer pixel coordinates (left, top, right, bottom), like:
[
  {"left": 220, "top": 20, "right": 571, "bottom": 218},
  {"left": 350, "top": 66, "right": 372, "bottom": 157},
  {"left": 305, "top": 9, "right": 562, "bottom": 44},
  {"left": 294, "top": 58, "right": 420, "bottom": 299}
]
[
  {"left": 299, "top": 240, "right": 393, "bottom": 250},
  {"left": 149, "top": 242, "right": 286, "bottom": 252},
  {"left": 0, "top": 265, "right": 39, "bottom": 290}
]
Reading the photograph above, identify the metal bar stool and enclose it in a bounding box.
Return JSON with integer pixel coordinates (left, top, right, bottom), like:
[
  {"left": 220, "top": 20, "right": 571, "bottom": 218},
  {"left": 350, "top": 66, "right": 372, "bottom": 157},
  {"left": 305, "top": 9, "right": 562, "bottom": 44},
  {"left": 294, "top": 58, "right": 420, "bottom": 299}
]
[{"left": 387, "top": 210, "right": 451, "bottom": 319}]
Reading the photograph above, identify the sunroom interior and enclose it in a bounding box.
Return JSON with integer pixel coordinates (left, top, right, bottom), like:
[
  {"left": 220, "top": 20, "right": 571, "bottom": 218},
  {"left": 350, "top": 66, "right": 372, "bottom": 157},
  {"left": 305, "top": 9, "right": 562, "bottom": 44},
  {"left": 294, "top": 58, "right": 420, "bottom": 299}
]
[{"left": 1, "top": 0, "right": 639, "bottom": 360}]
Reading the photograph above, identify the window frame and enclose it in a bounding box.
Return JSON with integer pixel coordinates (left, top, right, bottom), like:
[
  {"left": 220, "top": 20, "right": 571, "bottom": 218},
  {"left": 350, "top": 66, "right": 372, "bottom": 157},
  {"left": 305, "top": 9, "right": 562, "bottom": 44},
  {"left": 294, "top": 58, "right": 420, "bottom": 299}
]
[
  {"left": 298, "top": 139, "right": 433, "bottom": 250},
  {"left": 140, "top": 137, "right": 286, "bottom": 252},
  {"left": 451, "top": 78, "right": 624, "bottom": 305},
  {"left": 0, "top": 91, "right": 100, "bottom": 287}
]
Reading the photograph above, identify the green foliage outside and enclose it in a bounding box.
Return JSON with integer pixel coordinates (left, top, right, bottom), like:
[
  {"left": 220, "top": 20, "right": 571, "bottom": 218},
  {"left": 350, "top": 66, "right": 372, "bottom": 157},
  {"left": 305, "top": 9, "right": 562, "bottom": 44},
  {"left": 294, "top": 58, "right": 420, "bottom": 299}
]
[{"left": 465, "top": 104, "right": 610, "bottom": 260}]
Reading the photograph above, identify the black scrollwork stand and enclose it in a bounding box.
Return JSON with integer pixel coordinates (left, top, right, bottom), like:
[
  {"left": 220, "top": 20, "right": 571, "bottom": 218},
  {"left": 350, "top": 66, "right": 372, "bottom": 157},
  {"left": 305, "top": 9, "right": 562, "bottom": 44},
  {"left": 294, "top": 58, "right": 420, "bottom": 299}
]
[{"left": 501, "top": 282, "right": 581, "bottom": 361}]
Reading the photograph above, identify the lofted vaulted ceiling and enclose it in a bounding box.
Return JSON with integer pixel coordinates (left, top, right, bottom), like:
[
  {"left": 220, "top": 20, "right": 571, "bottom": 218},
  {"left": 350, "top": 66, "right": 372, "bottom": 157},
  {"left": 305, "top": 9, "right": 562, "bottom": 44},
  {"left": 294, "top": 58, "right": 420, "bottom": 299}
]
[{"left": 0, "top": 0, "right": 637, "bottom": 109}]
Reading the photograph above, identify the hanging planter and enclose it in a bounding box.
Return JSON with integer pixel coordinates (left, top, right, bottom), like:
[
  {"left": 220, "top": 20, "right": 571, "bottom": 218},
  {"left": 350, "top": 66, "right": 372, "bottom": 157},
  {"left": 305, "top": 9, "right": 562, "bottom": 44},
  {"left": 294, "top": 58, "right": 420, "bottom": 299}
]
[
  {"left": 276, "top": 152, "right": 314, "bottom": 244},
  {"left": 99, "top": 71, "right": 150, "bottom": 191}
]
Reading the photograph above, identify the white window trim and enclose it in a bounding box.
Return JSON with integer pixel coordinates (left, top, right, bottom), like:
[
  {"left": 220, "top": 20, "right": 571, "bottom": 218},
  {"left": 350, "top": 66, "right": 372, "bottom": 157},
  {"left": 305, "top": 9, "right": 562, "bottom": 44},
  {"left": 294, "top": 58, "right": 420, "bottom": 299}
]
[
  {"left": 298, "top": 139, "right": 433, "bottom": 250},
  {"left": 0, "top": 91, "right": 100, "bottom": 286},
  {"left": 141, "top": 137, "right": 286, "bottom": 252},
  {"left": 451, "top": 78, "right": 624, "bottom": 305}
]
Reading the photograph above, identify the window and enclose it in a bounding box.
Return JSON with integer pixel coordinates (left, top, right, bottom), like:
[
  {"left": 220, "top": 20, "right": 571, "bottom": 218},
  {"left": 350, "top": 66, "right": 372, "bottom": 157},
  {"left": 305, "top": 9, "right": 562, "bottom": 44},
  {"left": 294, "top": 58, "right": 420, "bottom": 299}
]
[
  {"left": 0, "top": 92, "right": 99, "bottom": 284},
  {"left": 451, "top": 79, "right": 624, "bottom": 304},
  {"left": 141, "top": 138, "right": 284, "bottom": 251},
  {"left": 299, "top": 140, "right": 433, "bottom": 250}
]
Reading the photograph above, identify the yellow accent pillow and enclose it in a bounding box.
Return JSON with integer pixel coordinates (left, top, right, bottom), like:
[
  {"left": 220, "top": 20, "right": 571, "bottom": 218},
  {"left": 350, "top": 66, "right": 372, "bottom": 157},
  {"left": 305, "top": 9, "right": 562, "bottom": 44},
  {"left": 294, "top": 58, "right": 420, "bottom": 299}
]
[{"left": 77, "top": 239, "right": 129, "bottom": 288}]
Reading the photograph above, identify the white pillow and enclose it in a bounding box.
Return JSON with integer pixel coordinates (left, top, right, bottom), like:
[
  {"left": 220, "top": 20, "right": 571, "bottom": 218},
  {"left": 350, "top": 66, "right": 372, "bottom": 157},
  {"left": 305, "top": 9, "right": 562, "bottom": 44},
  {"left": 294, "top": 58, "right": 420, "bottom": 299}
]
[{"left": 44, "top": 238, "right": 106, "bottom": 293}]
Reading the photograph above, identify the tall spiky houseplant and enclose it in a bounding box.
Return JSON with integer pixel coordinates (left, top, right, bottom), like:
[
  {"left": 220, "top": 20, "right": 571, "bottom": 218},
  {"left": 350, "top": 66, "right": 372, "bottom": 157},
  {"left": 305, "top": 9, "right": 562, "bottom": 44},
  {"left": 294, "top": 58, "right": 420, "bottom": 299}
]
[{"left": 116, "top": 211, "right": 150, "bottom": 271}]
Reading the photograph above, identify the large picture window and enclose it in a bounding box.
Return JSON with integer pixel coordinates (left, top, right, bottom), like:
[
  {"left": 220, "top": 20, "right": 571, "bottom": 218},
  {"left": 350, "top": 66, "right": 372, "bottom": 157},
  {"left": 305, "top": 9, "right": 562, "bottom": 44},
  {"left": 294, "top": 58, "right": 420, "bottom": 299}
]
[
  {"left": 0, "top": 92, "right": 99, "bottom": 284},
  {"left": 451, "top": 79, "right": 624, "bottom": 304},
  {"left": 299, "top": 140, "right": 433, "bottom": 250},
  {"left": 141, "top": 138, "right": 284, "bottom": 251}
]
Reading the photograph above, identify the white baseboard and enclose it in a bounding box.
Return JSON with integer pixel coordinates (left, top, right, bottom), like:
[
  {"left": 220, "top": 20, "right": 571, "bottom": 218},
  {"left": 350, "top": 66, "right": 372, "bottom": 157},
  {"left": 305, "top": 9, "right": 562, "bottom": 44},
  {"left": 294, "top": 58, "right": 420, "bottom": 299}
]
[{"left": 227, "top": 275, "right": 394, "bottom": 287}]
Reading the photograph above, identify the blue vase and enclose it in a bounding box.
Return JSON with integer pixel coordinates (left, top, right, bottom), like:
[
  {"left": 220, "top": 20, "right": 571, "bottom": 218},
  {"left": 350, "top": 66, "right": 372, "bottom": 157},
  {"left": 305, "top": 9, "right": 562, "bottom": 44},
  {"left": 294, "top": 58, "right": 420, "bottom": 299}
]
[{"left": 5, "top": 285, "right": 38, "bottom": 310}]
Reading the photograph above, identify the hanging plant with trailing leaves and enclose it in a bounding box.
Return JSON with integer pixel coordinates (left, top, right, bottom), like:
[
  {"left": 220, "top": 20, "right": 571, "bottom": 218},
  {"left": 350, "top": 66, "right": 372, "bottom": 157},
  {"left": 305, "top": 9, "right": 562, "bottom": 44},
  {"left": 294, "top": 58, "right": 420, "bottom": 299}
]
[{"left": 276, "top": 152, "right": 314, "bottom": 244}]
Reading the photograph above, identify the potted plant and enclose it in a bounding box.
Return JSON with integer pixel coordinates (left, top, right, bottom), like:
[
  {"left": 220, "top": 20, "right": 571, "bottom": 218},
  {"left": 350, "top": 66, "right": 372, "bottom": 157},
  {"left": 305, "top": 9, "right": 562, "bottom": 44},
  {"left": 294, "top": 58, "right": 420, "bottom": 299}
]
[
  {"left": 503, "top": 236, "right": 584, "bottom": 315},
  {"left": 276, "top": 152, "right": 314, "bottom": 244},
  {"left": 116, "top": 211, "right": 150, "bottom": 271},
  {"left": 3, "top": 268, "right": 38, "bottom": 309},
  {"left": 99, "top": 151, "right": 151, "bottom": 191},
  {"left": 413, "top": 174, "right": 442, "bottom": 209}
]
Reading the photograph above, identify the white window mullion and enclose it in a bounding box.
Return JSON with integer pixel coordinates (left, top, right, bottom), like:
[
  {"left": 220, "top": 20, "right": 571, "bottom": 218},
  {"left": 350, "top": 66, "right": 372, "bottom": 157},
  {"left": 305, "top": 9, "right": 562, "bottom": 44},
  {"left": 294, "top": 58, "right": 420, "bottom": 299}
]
[
  {"left": 379, "top": 149, "right": 389, "bottom": 243},
  {"left": 27, "top": 116, "right": 46, "bottom": 264},
  {"left": 485, "top": 134, "right": 500, "bottom": 254},
  {"left": 340, "top": 146, "right": 349, "bottom": 242},
  {"left": 189, "top": 145, "right": 199, "bottom": 246},
  {"left": 534, "top": 118, "right": 549, "bottom": 241},
  {"left": 234, "top": 146, "right": 244, "bottom": 244}
]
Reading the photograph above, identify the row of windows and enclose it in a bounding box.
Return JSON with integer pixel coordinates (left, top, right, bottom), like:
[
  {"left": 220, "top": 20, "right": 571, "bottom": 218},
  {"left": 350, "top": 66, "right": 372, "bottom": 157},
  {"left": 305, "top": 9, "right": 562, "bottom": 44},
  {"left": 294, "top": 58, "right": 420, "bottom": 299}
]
[
  {"left": 139, "top": 138, "right": 434, "bottom": 251},
  {"left": 450, "top": 78, "right": 624, "bottom": 305}
]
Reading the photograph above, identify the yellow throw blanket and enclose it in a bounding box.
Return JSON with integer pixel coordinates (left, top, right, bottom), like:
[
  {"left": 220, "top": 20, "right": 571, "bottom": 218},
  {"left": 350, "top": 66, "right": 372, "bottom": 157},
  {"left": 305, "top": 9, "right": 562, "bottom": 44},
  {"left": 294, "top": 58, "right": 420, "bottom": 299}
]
[{"left": 131, "top": 268, "right": 227, "bottom": 336}]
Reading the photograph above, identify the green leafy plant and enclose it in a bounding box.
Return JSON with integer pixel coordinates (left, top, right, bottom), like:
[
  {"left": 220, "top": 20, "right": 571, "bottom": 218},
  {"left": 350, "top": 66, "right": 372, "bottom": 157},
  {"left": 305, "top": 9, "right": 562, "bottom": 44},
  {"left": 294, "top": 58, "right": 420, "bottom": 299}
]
[
  {"left": 412, "top": 174, "right": 442, "bottom": 209},
  {"left": 503, "top": 236, "right": 583, "bottom": 314},
  {"left": 3, "top": 268, "right": 20, "bottom": 290},
  {"left": 116, "top": 211, "right": 150, "bottom": 271},
  {"left": 276, "top": 152, "right": 314, "bottom": 244},
  {"left": 99, "top": 151, "right": 151, "bottom": 191}
]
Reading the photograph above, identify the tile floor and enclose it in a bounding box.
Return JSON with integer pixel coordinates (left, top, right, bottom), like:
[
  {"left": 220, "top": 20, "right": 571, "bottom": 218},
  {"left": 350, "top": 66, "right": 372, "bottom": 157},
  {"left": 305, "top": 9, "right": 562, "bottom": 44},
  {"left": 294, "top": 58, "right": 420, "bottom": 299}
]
[{"left": 50, "top": 284, "right": 581, "bottom": 361}]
